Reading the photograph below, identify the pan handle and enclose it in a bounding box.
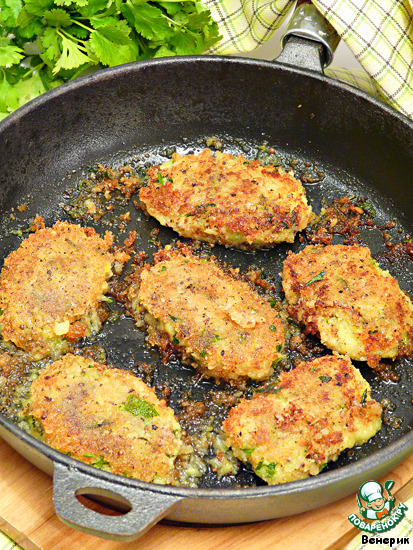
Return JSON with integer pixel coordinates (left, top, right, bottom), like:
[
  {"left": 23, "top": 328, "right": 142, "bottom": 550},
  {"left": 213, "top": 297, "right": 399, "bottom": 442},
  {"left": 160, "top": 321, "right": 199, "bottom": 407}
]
[
  {"left": 277, "top": 0, "right": 340, "bottom": 72},
  {"left": 53, "top": 462, "right": 183, "bottom": 541}
]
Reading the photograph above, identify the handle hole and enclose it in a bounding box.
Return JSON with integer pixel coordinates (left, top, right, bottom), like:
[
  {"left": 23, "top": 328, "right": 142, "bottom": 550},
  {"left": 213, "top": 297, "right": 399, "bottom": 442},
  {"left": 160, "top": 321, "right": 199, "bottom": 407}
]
[{"left": 75, "top": 488, "right": 132, "bottom": 517}]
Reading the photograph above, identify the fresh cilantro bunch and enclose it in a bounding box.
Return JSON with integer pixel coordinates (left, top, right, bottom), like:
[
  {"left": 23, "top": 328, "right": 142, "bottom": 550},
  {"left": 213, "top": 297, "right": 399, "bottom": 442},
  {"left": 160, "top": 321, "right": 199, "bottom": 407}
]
[{"left": 0, "top": 0, "right": 221, "bottom": 119}]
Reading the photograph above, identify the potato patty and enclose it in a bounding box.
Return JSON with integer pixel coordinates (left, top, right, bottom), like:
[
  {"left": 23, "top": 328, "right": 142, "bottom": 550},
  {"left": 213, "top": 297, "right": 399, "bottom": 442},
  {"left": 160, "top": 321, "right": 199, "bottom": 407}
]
[
  {"left": 0, "top": 222, "right": 114, "bottom": 360},
  {"left": 128, "top": 247, "right": 284, "bottom": 381},
  {"left": 140, "top": 149, "right": 313, "bottom": 248},
  {"left": 27, "top": 354, "right": 183, "bottom": 484},
  {"left": 282, "top": 244, "right": 413, "bottom": 367},
  {"left": 222, "top": 354, "right": 382, "bottom": 485}
]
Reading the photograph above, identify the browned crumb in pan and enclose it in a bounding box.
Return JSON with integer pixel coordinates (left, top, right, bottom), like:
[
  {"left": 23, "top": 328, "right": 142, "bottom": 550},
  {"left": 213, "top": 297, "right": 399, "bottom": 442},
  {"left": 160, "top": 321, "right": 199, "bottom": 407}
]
[
  {"left": 222, "top": 354, "right": 382, "bottom": 485},
  {"left": 282, "top": 244, "right": 413, "bottom": 367},
  {"left": 0, "top": 350, "right": 45, "bottom": 417},
  {"left": 63, "top": 164, "right": 142, "bottom": 226},
  {"left": 127, "top": 245, "right": 285, "bottom": 382},
  {"left": 0, "top": 222, "right": 115, "bottom": 360},
  {"left": 140, "top": 149, "right": 313, "bottom": 249},
  {"left": 27, "top": 353, "right": 185, "bottom": 484},
  {"left": 305, "top": 196, "right": 376, "bottom": 246}
]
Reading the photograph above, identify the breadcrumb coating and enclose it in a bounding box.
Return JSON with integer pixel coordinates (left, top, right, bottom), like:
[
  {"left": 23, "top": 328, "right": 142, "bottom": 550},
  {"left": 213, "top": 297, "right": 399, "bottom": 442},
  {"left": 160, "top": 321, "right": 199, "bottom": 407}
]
[
  {"left": 140, "top": 149, "right": 313, "bottom": 248},
  {"left": 282, "top": 244, "right": 413, "bottom": 367},
  {"left": 0, "top": 222, "right": 114, "bottom": 359},
  {"left": 128, "top": 247, "right": 285, "bottom": 381},
  {"left": 27, "top": 354, "right": 183, "bottom": 484},
  {"left": 222, "top": 354, "right": 382, "bottom": 485}
]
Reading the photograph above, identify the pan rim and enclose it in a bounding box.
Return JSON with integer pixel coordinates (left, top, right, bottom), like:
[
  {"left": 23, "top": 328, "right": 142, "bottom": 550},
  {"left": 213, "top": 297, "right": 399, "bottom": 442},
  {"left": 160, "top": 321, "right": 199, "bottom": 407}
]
[
  {"left": 0, "top": 54, "right": 412, "bottom": 132},
  {"left": 1, "top": 411, "right": 412, "bottom": 499}
]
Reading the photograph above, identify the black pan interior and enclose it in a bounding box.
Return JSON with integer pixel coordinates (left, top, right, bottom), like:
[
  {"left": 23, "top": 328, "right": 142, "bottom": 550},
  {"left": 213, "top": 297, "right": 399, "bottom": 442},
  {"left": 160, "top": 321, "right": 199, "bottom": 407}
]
[{"left": 0, "top": 56, "right": 412, "bottom": 489}]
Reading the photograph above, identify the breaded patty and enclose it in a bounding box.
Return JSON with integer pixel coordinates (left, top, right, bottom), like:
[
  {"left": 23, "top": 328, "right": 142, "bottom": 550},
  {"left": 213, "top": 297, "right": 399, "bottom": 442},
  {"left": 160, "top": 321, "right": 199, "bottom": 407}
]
[
  {"left": 222, "top": 354, "right": 382, "bottom": 485},
  {"left": 128, "top": 247, "right": 284, "bottom": 381},
  {"left": 0, "top": 222, "right": 114, "bottom": 360},
  {"left": 27, "top": 354, "right": 183, "bottom": 484},
  {"left": 282, "top": 245, "right": 413, "bottom": 367},
  {"left": 140, "top": 149, "right": 313, "bottom": 248}
]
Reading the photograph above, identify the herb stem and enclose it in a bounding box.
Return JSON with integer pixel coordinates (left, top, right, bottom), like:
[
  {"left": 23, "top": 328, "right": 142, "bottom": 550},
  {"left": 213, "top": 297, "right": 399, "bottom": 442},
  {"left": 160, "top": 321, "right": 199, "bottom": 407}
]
[
  {"left": 57, "top": 28, "right": 89, "bottom": 52},
  {"left": 22, "top": 62, "right": 45, "bottom": 79},
  {"left": 71, "top": 19, "right": 94, "bottom": 33}
]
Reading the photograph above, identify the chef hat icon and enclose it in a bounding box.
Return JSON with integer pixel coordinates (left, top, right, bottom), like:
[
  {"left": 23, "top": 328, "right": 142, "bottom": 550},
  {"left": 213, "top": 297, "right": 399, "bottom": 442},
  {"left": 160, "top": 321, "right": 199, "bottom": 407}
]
[{"left": 359, "top": 481, "right": 383, "bottom": 503}]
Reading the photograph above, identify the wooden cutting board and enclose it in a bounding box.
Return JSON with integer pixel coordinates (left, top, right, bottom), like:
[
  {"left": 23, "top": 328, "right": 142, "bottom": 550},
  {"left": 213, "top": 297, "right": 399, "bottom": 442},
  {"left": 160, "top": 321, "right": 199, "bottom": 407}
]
[{"left": 1, "top": 437, "right": 412, "bottom": 550}]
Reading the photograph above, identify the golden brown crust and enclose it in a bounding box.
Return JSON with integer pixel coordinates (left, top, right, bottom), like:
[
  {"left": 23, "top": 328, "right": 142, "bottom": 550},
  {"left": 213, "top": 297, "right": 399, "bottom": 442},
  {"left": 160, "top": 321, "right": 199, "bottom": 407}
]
[
  {"left": 27, "top": 354, "right": 182, "bottom": 484},
  {"left": 222, "top": 354, "right": 382, "bottom": 484},
  {"left": 0, "top": 222, "right": 114, "bottom": 359},
  {"left": 128, "top": 247, "right": 285, "bottom": 381},
  {"left": 282, "top": 244, "right": 413, "bottom": 367},
  {"left": 140, "top": 150, "right": 313, "bottom": 248}
]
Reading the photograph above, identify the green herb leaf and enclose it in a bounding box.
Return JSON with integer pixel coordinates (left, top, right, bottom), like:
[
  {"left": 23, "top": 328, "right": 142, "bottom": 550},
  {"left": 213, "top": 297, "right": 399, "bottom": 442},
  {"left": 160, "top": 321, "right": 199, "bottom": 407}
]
[
  {"left": 77, "top": 0, "right": 114, "bottom": 18},
  {"left": 24, "top": 0, "right": 54, "bottom": 17},
  {"left": 361, "top": 201, "right": 376, "bottom": 217},
  {"left": 0, "top": 78, "right": 18, "bottom": 116},
  {"left": 89, "top": 26, "right": 135, "bottom": 66},
  {"left": 124, "top": 394, "right": 159, "bottom": 418},
  {"left": 319, "top": 375, "right": 332, "bottom": 383},
  {"left": 168, "top": 314, "right": 180, "bottom": 322},
  {"left": 265, "top": 462, "right": 277, "bottom": 476},
  {"left": 15, "top": 9, "right": 44, "bottom": 39},
  {"left": 0, "top": 0, "right": 23, "bottom": 27},
  {"left": 43, "top": 8, "right": 72, "bottom": 27},
  {"left": 0, "top": 0, "right": 221, "bottom": 117},
  {"left": 0, "top": 38, "right": 25, "bottom": 68},
  {"left": 13, "top": 71, "right": 47, "bottom": 106},
  {"left": 95, "top": 23, "right": 133, "bottom": 46},
  {"left": 91, "top": 455, "right": 111, "bottom": 469},
  {"left": 39, "top": 27, "right": 62, "bottom": 61},
  {"left": 256, "top": 460, "right": 277, "bottom": 477},
  {"left": 360, "top": 389, "right": 367, "bottom": 406},
  {"left": 241, "top": 447, "right": 255, "bottom": 458},
  {"left": 269, "top": 325, "right": 277, "bottom": 332},
  {"left": 88, "top": 16, "right": 129, "bottom": 32},
  {"left": 158, "top": 1, "right": 181, "bottom": 15},
  {"left": 157, "top": 172, "right": 167, "bottom": 185},
  {"left": 123, "top": 2, "right": 172, "bottom": 41},
  {"left": 271, "top": 357, "right": 283, "bottom": 368},
  {"left": 305, "top": 270, "right": 325, "bottom": 286},
  {"left": 53, "top": 34, "right": 95, "bottom": 74},
  {"left": 60, "top": 0, "right": 89, "bottom": 7}
]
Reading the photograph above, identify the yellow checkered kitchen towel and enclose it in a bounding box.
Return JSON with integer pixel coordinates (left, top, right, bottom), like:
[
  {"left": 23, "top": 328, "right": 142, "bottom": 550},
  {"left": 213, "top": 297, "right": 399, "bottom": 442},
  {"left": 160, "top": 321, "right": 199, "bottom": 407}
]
[{"left": 204, "top": 0, "right": 413, "bottom": 120}]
